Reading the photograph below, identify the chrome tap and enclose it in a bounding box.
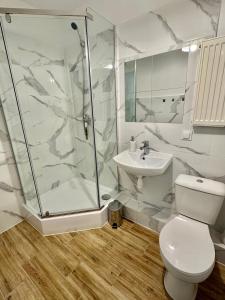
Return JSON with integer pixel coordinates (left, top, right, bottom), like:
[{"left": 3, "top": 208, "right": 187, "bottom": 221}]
[
  {"left": 140, "top": 140, "right": 150, "bottom": 159},
  {"left": 83, "top": 114, "right": 90, "bottom": 140}
]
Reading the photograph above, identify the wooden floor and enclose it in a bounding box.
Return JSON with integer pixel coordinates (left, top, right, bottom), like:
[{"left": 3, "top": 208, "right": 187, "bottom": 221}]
[{"left": 0, "top": 219, "right": 225, "bottom": 300}]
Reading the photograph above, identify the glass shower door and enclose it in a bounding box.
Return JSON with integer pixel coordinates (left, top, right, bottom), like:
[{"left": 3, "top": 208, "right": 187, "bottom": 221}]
[
  {"left": 86, "top": 9, "right": 118, "bottom": 205},
  {"left": 0, "top": 14, "right": 100, "bottom": 216}
]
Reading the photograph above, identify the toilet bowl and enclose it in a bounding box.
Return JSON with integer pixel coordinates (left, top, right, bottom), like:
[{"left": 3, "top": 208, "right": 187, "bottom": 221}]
[
  {"left": 159, "top": 174, "right": 225, "bottom": 300},
  {"left": 160, "top": 215, "right": 215, "bottom": 300}
]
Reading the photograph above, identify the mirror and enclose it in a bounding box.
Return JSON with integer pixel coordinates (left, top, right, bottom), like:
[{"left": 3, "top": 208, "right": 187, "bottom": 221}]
[{"left": 125, "top": 49, "right": 189, "bottom": 123}]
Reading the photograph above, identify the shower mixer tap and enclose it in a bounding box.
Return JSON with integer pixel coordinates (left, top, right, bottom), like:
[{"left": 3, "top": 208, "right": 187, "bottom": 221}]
[{"left": 83, "top": 114, "right": 90, "bottom": 140}]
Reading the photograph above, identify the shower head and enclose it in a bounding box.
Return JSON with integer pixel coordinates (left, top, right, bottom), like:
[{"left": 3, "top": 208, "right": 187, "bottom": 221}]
[
  {"left": 71, "top": 22, "right": 78, "bottom": 30},
  {"left": 70, "top": 22, "right": 85, "bottom": 48}
]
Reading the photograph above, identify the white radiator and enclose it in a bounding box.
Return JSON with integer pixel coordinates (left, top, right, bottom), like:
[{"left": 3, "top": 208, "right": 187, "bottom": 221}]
[{"left": 193, "top": 36, "right": 225, "bottom": 127}]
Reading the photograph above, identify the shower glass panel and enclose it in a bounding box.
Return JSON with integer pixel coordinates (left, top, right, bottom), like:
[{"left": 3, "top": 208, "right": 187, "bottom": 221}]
[
  {"left": 87, "top": 9, "right": 118, "bottom": 204},
  {"left": 0, "top": 33, "right": 39, "bottom": 213},
  {"left": 0, "top": 14, "right": 100, "bottom": 216}
]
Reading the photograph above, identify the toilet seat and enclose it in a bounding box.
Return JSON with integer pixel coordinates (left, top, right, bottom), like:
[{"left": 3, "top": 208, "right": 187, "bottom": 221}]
[{"left": 160, "top": 215, "right": 215, "bottom": 283}]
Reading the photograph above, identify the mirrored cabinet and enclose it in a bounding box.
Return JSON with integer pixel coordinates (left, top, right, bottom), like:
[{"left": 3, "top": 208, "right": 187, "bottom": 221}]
[{"left": 125, "top": 49, "right": 188, "bottom": 123}]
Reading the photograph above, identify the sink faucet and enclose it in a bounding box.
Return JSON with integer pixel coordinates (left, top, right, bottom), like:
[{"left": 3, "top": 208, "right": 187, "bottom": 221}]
[{"left": 140, "top": 140, "right": 150, "bottom": 159}]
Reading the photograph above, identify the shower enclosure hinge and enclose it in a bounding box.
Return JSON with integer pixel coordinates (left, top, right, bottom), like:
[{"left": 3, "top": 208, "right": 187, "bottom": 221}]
[
  {"left": 5, "top": 13, "right": 11, "bottom": 23},
  {"left": 86, "top": 12, "right": 93, "bottom": 21}
]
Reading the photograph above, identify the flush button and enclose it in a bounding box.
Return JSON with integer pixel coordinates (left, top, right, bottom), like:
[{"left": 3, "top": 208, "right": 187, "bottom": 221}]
[{"left": 196, "top": 179, "right": 203, "bottom": 183}]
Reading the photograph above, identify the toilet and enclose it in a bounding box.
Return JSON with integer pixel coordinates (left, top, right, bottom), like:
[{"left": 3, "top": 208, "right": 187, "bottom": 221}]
[{"left": 159, "top": 174, "right": 225, "bottom": 300}]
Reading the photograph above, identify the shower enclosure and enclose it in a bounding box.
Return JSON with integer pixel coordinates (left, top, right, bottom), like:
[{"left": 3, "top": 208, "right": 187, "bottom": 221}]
[{"left": 0, "top": 8, "right": 118, "bottom": 218}]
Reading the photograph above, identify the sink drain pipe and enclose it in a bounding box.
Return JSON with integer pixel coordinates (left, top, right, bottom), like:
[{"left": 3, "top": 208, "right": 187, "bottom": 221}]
[{"left": 137, "top": 176, "right": 143, "bottom": 190}]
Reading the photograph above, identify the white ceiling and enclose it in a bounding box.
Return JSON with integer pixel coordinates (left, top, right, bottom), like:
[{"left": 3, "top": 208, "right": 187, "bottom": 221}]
[
  {"left": 0, "top": 0, "right": 181, "bottom": 25},
  {"left": 0, "top": 0, "right": 33, "bottom": 8}
]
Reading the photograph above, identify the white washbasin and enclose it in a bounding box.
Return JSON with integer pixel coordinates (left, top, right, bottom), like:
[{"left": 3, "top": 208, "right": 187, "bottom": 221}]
[{"left": 113, "top": 149, "right": 173, "bottom": 177}]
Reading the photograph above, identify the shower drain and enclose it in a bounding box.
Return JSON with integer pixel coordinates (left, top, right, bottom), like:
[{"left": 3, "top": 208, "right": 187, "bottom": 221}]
[{"left": 101, "top": 194, "right": 111, "bottom": 201}]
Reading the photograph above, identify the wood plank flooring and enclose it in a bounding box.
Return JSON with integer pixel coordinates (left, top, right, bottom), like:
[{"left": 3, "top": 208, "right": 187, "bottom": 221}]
[{"left": 0, "top": 219, "right": 224, "bottom": 299}]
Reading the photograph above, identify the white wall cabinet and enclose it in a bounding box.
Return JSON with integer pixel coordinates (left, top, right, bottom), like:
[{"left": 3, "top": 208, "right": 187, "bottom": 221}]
[{"left": 193, "top": 36, "right": 225, "bottom": 126}]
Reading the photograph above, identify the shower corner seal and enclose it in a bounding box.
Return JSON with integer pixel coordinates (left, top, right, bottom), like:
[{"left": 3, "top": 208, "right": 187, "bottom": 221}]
[{"left": 21, "top": 201, "right": 112, "bottom": 236}]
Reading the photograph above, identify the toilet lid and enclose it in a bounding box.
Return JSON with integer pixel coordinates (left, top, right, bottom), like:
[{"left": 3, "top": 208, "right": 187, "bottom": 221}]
[{"left": 160, "top": 215, "right": 215, "bottom": 276}]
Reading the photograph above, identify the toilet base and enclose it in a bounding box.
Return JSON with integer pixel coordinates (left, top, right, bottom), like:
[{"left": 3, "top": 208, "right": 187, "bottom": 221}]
[{"left": 164, "top": 271, "right": 198, "bottom": 300}]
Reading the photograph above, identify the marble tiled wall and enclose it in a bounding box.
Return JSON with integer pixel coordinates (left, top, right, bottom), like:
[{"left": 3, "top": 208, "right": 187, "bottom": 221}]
[
  {"left": 0, "top": 32, "right": 33, "bottom": 232},
  {"left": 0, "top": 107, "right": 23, "bottom": 233},
  {"left": 87, "top": 11, "right": 118, "bottom": 195},
  {"left": 0, "top": 28, "right": 82, "bottom": 205},
  {"left": 2, "top": 15, "right": 118, "bottom": 201},
  {"left": 65, "top": 11, "right": 118, "bottom": 196},
  {"left": 116, "top": 0, "right": 225, "bottom": 233},
  {"left": 64, "top": 25, "right": 98, "bottom": 189}
]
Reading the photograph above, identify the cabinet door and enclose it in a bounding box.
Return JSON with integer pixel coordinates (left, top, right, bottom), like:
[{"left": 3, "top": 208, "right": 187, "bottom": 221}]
[{"left": 193, "top": 36, "right": 225, "bottom": 127}]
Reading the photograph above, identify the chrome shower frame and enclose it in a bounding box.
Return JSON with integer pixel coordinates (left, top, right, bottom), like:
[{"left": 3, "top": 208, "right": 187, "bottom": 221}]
[
  {"left": 0, "top": 7, "right": 93, "bottom": 19},
  {"left": 0, "top": 7, "right": 117, "bottom": 218}
]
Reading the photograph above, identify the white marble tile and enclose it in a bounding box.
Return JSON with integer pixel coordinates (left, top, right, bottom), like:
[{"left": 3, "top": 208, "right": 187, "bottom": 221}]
[
  {"left": 208, "top": 128, "right": 225, "bottom": 160},
  {"left": 0, "top": 110, "right": 24, "bottom": 233},
  {"left": 118, "top": 122, "right": 146, "bottom": 152},
  {"left": 117, "top": 0, "right": 221, "bottom": 61},
  {"left": 122, "top": 198, "right": 139, "bottom": 221},
  {"left": 173, "top": 151, "right": 225, "bottom": 182},
  {"left": 138, "top": 164, "right": 173, "bottom": 208},
  {"left": 218, "top": 0, "right": 225, "bottom": 36},
  {"left": 0, "top": 189, "right": 23, "bottom": 233}
]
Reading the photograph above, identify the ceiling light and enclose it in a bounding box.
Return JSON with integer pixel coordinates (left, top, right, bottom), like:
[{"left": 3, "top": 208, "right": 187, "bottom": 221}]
[
  {"left": 182, "top": 44, "right": 198, "bottom": 53},
  {"left": 190, "top": 44, "right": 198, "bottom": 52},
  {"left": 182, "top": 46, "right": 190, "bottom": 52}
]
